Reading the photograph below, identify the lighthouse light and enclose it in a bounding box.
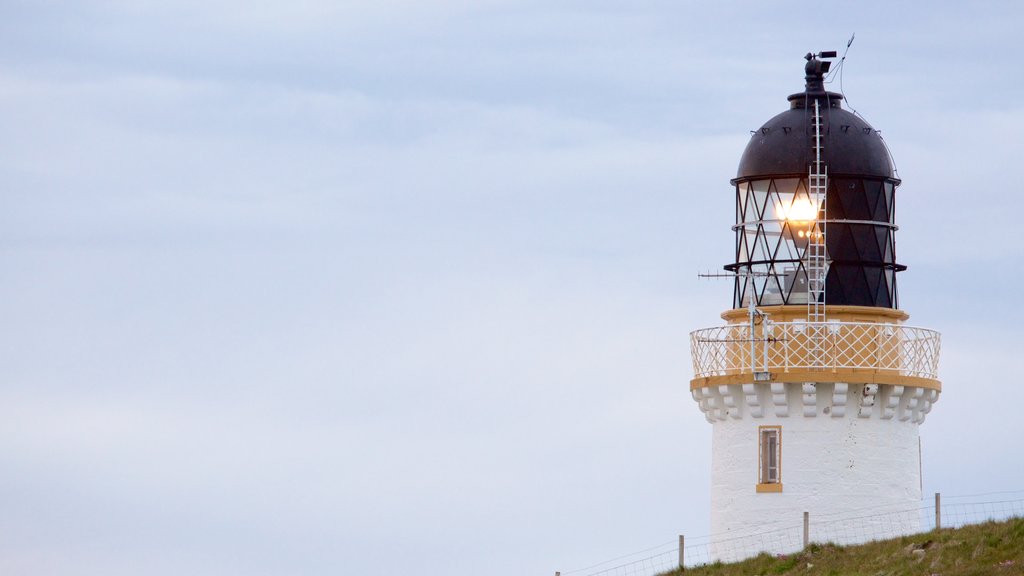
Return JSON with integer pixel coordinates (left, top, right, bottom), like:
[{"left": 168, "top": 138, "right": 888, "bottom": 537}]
[{"left": 782, "top": 197, "right": 818, "bottom": 223}]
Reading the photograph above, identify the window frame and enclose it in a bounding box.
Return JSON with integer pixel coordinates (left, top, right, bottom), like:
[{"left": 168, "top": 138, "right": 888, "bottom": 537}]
[{"left": 757, "top": 425, "right": 783, "bottom": 493}]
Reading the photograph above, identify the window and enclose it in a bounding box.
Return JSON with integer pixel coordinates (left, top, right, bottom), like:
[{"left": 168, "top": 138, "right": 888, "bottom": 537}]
[{"left": 757, "top": 426, "right": 782, "bottom": 493}]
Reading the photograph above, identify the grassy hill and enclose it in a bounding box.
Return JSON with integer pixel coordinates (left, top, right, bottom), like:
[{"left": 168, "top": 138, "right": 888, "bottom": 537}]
[{"left": 662, "top": 517, "right": 1024, "bottom": 576}]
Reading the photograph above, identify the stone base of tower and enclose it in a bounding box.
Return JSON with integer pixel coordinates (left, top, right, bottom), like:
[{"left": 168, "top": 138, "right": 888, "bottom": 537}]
[{"left": 695, "top": 381, "right": 936, "bottom": 562}]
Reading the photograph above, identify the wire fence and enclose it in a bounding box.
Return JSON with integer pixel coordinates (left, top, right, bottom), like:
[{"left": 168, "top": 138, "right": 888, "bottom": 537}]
[{"left": 557, "top": 491, "right": 1024, "bottom": 576}]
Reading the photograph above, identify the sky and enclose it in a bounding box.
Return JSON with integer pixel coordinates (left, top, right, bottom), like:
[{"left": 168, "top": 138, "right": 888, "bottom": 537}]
[{"left": 2, "top": 1, "right": 1023, "bottom": 575}]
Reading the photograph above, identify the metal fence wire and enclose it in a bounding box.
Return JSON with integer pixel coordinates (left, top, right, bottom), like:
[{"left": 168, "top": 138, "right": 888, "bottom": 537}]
[{"left": 558, "top": 492, "right": 1024, "bottom": 576}]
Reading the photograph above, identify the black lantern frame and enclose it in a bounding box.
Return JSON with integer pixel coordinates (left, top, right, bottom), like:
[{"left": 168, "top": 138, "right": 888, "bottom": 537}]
[{"left": 725, "top": 174, "right": 904, "bottom": 309}]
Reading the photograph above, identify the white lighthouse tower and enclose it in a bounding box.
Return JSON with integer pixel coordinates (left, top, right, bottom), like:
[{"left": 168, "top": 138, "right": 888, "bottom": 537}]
[{"left": 689, "top": 52, "right": 941, "bottom": 561}]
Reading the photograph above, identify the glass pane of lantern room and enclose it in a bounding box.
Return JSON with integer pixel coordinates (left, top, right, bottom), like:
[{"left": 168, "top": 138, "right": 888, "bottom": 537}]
[
  {"left": 737, "top": 230, "right": 748, "bottom": 263},
  {"left": 788, "top": 179, "right": 815, "bottom": 222},
  {"left": 748, "top": 180, "right": 770, "bottom": 222},
  {"left": 739, "top": 268, "right": 753, "bottom": 308},
  {"left": 775, "top": 222, "right": 798, "bottom": 261},
  {"left": 737, "top": 182, "right": 751, "bottom": 222},
  {"left": 761, "top": 264, "right": 784, "bottom": 305},
  {"left": 751, "top": 263, "right": 770, "bottom": 305},
  {"left": 765, "top": 178, "right": 803, "bottom": 249},
  {"left": 883, "top": 182, "right": 895, "bottom": 222},
  {"left": 745, "top": 229, "right": 761, "bottom": 263},
  {"left": 775, "top": 219, "right": 810, "bottom": 283},
  {"left": 764, "top": 178, "right": 798, "bottom": 224},
  {"left": 783, "top": 264, "right": 809, "bottom": 304}
]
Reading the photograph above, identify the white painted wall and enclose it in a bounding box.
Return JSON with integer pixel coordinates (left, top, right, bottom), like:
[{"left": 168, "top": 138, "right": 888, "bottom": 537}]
[{"left": 692, "top": 381, "right": 935, "bottom": 562}]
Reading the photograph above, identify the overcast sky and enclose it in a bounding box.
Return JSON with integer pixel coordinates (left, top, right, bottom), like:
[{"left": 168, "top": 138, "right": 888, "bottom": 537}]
[{"left": 2, "top": 2, "right": 1023, "bottom": 575}]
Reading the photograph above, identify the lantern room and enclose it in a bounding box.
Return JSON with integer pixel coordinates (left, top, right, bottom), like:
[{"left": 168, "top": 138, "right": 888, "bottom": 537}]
[{"left": 725, "top": 53, "right": 903, "bottom": 309}]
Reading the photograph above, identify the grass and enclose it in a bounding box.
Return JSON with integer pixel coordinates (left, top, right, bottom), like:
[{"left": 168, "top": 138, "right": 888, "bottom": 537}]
[{"left": 661, "top": 517, "right": 1024, "bottom": 576}]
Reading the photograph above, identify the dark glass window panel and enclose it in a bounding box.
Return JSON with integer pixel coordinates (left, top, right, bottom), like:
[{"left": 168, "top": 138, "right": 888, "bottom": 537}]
[
  {"left": 856, "top": 179, "right": 874, "bottom": 220},
  {"left": 824, "top": 267, "right": 841, "bottom": 304},
  {"left": 835, "top": 178, "right": 872, "bottom": 221},
  {"left": 826, "top": 179, "right": 845, "bottom": 221},
  {"left": 846, "top": 223, "right": 867, "bottom": 263},
  {"left": 831, "top": 264, "right": 866, "bottom": 306},
  {"left": 864, "top": 266, "right": 882, "bottom": 301},
  {"left": 875, "top": 268, "right": 892, "bottom": 308},
  {"left": 854, "top": 223, "right": 882, "bottom": 262},
  {"left": 848, "top": 178, "right": 870, "bottom": 220},
  {"left": 883, "top": 182, "right": 895, "bottom": 222},
  {"left": 865, "top": 179, "right": 887, "bottom": 222},
  {"left": 827, "top": 224, "right": 860, "bottom": 262},
  {"left": 892, "top": 270, "right": 899, "bottom": 308},
  {"left": 874, "top": 227, "right": 890, "bottom": 263},
  {"left": 828, "top": 178, "right": 849, "bottom": 220}
]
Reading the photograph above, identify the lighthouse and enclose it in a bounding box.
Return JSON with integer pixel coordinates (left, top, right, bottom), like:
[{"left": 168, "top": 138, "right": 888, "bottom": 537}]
[{"left": 689, "top": 52, "right": 941, "bottom": 561}]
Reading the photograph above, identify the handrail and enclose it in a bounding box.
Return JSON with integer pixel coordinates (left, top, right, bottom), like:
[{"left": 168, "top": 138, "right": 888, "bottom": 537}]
[{"left": 690, "top": 321, "right": 941, "bottom": 380}]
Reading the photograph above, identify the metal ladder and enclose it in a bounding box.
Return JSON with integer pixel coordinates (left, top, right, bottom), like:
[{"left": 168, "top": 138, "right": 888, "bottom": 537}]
[{"left": 807, "top": 98, "right": 828, "bottom": 364}]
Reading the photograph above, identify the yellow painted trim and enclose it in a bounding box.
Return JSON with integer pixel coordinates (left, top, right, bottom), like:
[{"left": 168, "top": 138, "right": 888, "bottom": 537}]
[
  {"left": 756, "top": 483, "right": 784, "bottom": 493},
  {"left": 721, "top": 305, "right": 910, "bottom": 324},
  {"left": 690, "top": 371, "right": 941, "bottom": 391}
]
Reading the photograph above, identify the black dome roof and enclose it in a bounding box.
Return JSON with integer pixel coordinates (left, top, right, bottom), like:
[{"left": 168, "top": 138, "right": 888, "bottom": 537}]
[{"left": 734, "top": 57, "right": 898, "bottom": 181}]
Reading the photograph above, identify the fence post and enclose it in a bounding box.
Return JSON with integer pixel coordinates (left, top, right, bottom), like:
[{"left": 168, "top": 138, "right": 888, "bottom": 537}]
[
  {"left": 935, "top": 492, "right": 941, "bottom": 530},
  {"left": 678, "top": 534, "right": 685, "bottom": 570},
  {"left": 803, "top": 511, "right": 810, "bottom": 548}
]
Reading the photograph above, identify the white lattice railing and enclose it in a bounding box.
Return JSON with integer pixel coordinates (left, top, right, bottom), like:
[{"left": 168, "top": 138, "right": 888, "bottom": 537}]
[{"left": 690, "top": 321, "right": 941, "bottom": 380}]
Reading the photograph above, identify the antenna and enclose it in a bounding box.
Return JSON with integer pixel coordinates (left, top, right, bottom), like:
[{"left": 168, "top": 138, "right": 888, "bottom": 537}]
[
  {"left": 697, "top": 269, "right": 779, "bottom": 380},
  {"left": 825, "top": 36, "right": 853, "bottom": 83}
]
